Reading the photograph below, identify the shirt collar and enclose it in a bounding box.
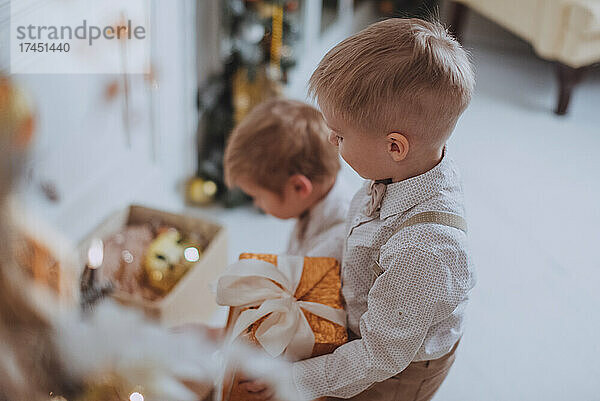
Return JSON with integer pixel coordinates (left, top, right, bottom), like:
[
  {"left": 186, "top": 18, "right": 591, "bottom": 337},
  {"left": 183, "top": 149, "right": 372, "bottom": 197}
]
[
  {"left": 302, "top": 177, "right": 347, "bottom": 238},
  {"left": 379, "top": 149, "right": 457, "bottom": 220}
]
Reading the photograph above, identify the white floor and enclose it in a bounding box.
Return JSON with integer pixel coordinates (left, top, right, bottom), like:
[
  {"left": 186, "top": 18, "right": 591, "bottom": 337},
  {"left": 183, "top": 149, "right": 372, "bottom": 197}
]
[
  {"left": 431, "top": 34, "right": 600, "bottom": 401},
  {"left": 183, "top": 21, "right": 600, "bottom": 401}
]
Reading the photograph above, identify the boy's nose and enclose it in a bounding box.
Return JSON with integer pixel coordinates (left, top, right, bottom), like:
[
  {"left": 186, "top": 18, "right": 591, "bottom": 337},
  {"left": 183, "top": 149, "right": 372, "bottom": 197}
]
[{"left": 328, "top": 132, "right": 339, "bottom": 146}]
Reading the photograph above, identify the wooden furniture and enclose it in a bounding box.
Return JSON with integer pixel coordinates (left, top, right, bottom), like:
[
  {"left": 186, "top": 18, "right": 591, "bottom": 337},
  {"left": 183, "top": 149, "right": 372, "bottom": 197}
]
[{"left": 449, "top": 0, "right": 600, "bottom": 115}]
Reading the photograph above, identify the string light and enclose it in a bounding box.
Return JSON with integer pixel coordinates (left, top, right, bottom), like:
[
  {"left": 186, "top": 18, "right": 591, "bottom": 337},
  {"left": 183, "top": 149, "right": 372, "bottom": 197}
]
[
  {"left": 87, "top": 238, "right": 104, "bottom": 269},
  {"left": 129, "top": 392, "right": 144, "bottom": 401},
  {"left": 184, "top": 246, "right": 200, "bottom": 263}
]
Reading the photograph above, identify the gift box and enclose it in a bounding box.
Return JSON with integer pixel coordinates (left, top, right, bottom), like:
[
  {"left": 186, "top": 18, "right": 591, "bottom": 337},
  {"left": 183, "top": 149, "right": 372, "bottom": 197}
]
[
  {"left": 79, "top": 205, "right": 228, "bottom": 327},
  {"left": 217, "top": 253, "right": 348, "bottom": 401}
]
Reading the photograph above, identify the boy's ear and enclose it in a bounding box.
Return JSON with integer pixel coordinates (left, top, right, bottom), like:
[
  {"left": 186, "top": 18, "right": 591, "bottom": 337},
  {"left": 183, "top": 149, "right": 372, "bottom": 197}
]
[
  {"left": 287, "top": 174, "right": 313, "bottom": 198},
  {"left": 386, "top": 132, "right": 409, "bottom": 162}
]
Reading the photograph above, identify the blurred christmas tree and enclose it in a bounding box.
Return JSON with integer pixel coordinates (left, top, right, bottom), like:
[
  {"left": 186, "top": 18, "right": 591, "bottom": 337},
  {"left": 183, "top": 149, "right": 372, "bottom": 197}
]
[
  {"left": 188, "top": 0, "right": 300, "bottom": 208},
  {"left": 376, "top": 0, "right": 438, "bottom": 18}
]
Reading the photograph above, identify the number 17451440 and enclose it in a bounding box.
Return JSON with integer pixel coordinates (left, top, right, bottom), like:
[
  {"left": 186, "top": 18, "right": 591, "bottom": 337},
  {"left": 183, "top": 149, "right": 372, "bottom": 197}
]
[{"left": 19, "top": 42, "right": 71, "bottom": 53}]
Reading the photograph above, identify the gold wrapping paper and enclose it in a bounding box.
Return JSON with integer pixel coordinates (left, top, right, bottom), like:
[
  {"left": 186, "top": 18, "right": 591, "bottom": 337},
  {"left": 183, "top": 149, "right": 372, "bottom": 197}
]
[
  {"left": 16, "top": 235, "right": 62, "bottom": 295},
  {"left": 223, "top": 253, "right": 347, "bottom": 401}
]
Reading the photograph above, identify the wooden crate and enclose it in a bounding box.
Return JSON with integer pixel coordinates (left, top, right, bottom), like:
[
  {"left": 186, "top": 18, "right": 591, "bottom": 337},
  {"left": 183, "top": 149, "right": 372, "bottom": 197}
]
[{"left": 79, "top": 204, "right": 228, "bottom": 327}]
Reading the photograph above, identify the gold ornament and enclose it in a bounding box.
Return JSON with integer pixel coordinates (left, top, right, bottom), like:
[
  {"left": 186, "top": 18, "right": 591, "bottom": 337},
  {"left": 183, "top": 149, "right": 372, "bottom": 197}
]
[
  {"left": 270, "top": 3, "right": 284, "bottom": 75},
  {"left": 15, "top": 234, "right": 62, "bottom": 295},
  {"left": 75, "top": 383, "right": 122, "bottom": 401},
  {"left": 186, "top": 177, "right": 218, "bottom": 205},
  {"left": 49, "top": 374, "right": 146, "bottom": 401},
  {"left": 144, "top": 229, "right": 199, "bottom": 294},
  {"left": 0, "top": 76, "right": 35, "bottom": 149},
  {"left": 232, "top": 66, "right": 282, "bottom": 124}
]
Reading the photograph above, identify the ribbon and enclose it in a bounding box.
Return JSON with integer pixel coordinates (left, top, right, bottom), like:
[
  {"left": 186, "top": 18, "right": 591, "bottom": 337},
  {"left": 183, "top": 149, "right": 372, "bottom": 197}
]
[
  {"left": 216, "top": 255, "right": 346, "bottom": 361},
  {"left": 366, "top": 180, "right": 387, "bottom": 217}
]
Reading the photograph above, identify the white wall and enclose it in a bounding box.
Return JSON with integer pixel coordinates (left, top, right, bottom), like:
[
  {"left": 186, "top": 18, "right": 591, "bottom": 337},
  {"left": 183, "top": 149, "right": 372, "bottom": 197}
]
[
  {"left": 285, "top": 0, "right": 377, "bottom": 101},
  {"left": 2, "top": 0, "right": 198, "bottom": 242}
]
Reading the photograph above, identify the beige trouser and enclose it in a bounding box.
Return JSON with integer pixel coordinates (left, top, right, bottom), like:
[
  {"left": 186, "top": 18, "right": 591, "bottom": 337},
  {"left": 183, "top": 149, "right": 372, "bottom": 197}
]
[{"left": 326, "top": 340, "right": 459, "bottom": 401}]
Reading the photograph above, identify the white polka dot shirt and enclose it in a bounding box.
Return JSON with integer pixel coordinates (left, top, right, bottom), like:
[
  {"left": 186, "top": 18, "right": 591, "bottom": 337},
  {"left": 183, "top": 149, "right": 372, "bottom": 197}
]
[{"left": 292, "top": 151, "right": 476, "bottom": 399}]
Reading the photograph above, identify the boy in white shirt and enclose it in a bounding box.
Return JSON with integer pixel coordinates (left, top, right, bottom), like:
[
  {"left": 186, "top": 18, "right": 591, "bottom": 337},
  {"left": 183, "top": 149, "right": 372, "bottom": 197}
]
[
  {"left": 242, "top": 18, "right": 476, "bottom": 401},
  {"left": 224, "top": 98, "right": 352, "bottom": 261}
]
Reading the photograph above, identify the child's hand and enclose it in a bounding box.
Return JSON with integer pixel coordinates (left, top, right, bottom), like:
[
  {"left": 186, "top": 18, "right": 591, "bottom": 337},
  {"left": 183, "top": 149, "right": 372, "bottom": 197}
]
[{"left": 238, "top": 374, "right": 276, "bottom": 401}]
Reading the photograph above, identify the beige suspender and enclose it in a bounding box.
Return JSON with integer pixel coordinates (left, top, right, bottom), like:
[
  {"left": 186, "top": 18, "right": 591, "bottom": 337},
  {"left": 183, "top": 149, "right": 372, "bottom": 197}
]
[
  {"left": 371, "top": 211, "right": 467, "bottom": 279},
  {"left": 398, "top": 211, "right": 467, "bottom": 234}
]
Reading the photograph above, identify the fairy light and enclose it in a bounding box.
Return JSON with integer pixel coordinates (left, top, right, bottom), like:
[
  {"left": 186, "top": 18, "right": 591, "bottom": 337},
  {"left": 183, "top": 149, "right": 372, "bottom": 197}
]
[
  {"left": 87, "top": 238, "right": 104, "bottom": 269},
  {"left": 129, "top": 392, "right": 144, "bottom": 401},
  {"left": 121, "top": 249, "right": 134, "bottom": 264},
  {"left": 203, "top": 180, "right": 218, "bottom": 197},
  {"left": 184, "top": 246, "right": 200, "bottom": 263}
]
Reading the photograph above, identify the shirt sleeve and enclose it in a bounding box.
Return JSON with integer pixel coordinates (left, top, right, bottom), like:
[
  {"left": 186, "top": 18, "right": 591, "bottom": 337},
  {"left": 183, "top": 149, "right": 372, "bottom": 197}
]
[{"left": 292, "top": 245, "right": 448, "bottom": 399}]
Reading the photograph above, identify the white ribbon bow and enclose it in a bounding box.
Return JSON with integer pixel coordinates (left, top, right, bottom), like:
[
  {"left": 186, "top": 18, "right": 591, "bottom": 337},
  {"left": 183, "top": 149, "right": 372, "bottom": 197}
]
[{"left": 216, "top": 255, "right": 346, "bottom": 361}]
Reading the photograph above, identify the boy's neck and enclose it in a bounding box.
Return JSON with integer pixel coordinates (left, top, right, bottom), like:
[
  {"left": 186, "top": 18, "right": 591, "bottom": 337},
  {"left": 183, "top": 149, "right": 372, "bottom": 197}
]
[
  {"left": 390, "top": 146, "right": 444, "bottom": 183},
  {"left": 301, "top": 176, "right": 336, "bottom": 216}
]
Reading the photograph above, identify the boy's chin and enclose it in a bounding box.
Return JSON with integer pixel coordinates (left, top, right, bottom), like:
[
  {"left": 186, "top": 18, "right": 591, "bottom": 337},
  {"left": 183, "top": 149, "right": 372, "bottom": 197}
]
[
  {"left": 348, "top": 164, "right": 376, "bottom": 180},
  {"left": 356, "top": 170, "right": 376, "bottom": 180},
  {"left": 267, "top": 210, "right": 297, "bottom": 220},
  {"left": 355, "top": 167, "right": 391, "bottom": 181}
]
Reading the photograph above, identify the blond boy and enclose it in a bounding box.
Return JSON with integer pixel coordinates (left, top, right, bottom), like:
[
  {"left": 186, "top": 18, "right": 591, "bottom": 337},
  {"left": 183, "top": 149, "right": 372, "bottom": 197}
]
[
  {"left": 242, "top": 18, "right": 476, "bottom": 401},
  {"left": 224, "top": 98, "right": 352, "bottom": 261}
]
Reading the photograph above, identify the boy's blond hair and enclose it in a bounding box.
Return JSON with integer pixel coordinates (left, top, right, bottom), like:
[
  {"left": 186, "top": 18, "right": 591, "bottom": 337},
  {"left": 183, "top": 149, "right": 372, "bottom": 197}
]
[
  {"left": 309, "top": 18, "right": 474, "bottom": 148},
  {"left": 224, "top": 98, "right": 340, "bottom": 194}
]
